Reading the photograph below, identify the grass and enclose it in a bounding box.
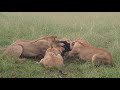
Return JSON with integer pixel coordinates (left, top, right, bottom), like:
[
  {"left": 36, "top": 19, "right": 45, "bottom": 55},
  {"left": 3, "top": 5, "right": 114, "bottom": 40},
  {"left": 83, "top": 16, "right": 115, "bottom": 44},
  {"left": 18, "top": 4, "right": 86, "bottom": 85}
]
[{"left": 0, "top": 12, "right": 120, "bottom": 78}]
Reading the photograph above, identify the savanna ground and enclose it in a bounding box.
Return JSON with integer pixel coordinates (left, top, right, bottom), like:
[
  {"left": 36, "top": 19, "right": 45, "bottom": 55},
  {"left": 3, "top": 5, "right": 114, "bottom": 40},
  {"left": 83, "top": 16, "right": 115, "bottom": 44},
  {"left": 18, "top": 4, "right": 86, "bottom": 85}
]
[{"left": 0, "top": 12, "right": 120, "bottom": 78}]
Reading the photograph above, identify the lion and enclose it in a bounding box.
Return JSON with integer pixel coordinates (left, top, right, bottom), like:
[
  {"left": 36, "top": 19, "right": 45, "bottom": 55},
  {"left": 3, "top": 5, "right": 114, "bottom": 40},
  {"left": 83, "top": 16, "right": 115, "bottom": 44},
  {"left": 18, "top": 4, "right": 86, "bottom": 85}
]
[
  {"left": 2, "top": 36, "right": 58, "bottom": 60},
  {"left": 64, "top": 37, "right": 92, "bottom": 60},
  {"left": 68, "top": 40, "right": 113, "bottom": 66},
  {"left": 39, "top": 47, "right": 64, "bottom": 69}
]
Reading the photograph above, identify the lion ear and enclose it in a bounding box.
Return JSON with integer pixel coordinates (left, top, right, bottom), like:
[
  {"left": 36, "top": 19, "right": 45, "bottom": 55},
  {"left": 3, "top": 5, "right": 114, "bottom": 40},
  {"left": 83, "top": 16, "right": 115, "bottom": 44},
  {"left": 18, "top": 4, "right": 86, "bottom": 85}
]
[
  {"left": 71, "top": 41, "right": 75, "bottom": 46},
  {"left": 50, "top": 42, "right": 57, "bottom": 48}
]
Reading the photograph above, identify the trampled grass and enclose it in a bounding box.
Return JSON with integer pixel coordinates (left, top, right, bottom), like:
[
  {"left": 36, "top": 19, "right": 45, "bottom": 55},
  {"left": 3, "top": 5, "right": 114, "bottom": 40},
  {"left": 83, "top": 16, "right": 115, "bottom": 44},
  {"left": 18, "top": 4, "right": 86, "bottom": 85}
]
[{"left": 0, "top": 12, "right": 120, "bottom": 78}]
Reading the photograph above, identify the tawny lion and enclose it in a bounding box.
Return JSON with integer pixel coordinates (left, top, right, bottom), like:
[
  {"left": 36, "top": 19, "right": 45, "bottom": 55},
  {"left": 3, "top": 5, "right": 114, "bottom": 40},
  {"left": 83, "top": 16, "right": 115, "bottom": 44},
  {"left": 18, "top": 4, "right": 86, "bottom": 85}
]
[
  {"left": 39, "top": 47, "right": 64, "bottom": 69},
  {"left": 68, "top": 40, "right": 113, "bottom": 65},
  {"left": 3, "top": 36, "right": 58, "bottom": 59}
]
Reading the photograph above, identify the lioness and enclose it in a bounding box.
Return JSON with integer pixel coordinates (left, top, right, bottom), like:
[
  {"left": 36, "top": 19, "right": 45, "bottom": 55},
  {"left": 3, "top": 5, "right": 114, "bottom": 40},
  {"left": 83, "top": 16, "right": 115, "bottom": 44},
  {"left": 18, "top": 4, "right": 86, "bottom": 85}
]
[
  {"left": 68, "top": 40, "right": 113, "bottom": 65},
  {"left": 39, "top": 47, "right": 64, "bottom": 69}
]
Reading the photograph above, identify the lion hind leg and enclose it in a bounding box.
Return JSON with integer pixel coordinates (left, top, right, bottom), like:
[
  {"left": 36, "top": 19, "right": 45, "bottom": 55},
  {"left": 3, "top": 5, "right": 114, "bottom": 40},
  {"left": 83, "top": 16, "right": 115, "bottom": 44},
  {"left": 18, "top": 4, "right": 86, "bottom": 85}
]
[
  {"left": 3, "top": 45, "right": 23, "bottom": 59},
  {"left": 92, "top": 54, "right": 105, "bottom": 66},
  {"left": 92, "top": 54, "right": 112, "bottom": 66}
]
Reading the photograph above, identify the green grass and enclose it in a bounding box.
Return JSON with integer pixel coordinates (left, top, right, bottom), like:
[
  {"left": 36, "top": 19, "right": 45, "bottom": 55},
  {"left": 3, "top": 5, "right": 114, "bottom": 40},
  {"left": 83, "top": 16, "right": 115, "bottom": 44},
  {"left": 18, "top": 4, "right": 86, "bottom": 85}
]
[{"left": 0, "top": 12, "right": 120, "bottom": 78}]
